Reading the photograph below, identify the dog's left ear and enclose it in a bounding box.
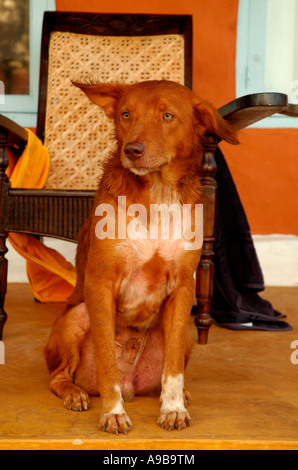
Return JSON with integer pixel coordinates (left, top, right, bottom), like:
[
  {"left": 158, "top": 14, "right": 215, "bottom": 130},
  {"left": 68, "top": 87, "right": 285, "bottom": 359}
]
[
  {"left": 194, "top": 101, "right": 239, "bottom": 145},
  {"left": 71, "top": 80, "right": 127, "bottom": 119}
]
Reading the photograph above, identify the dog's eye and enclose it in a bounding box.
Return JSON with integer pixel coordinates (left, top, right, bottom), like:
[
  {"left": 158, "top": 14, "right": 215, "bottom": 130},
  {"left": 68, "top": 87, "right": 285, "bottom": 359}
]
[
  {"left": 122, "top": 112, "right": 130, "bottom": 120},
  {"left": 163, "top": 113, "right": 175, "bottom": 121}
]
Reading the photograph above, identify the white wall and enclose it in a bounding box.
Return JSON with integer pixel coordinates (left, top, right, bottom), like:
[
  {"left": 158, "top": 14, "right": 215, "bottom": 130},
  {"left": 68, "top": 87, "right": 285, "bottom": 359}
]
[{"left": 6, "top": 234, "right": 298, "bottom": 287}]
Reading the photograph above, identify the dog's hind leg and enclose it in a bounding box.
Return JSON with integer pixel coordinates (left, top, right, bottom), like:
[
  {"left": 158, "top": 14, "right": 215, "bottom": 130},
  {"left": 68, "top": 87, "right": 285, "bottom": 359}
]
[
  {"left": 44, "top": 302, "right": 91, "bottom": 411},
  {"left": 49, "top": 370, "right": 90, "bottom": 411}
]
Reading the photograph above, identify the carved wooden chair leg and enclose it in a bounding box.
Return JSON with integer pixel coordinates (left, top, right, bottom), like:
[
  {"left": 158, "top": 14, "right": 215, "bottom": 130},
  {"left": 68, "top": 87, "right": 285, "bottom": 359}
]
[
  {"left": 195, "top": 135, "right": 218, "bottom": 344},
  {"left": 195, "top": 246, "right": 215, "bottom": 344},
  {"left": 0, "top": 127, "right": 9, "bottom": 340}
]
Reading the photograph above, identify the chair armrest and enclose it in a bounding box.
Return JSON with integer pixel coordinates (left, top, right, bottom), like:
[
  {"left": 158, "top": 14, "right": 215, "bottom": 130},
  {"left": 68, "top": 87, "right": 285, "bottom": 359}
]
[
  {"left": 218, "top": 93, "right": 288, "bottom": 131},
  {"left": 279, "top": 104, "right": 298, "bottom": 117},
  {"left": 0, "top": 114, "right": 28, "bottom": 147}
]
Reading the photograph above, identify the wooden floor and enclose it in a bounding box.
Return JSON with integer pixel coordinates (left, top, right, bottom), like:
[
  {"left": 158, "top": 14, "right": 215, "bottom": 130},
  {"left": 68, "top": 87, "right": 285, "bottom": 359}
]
[{"left": 0, "top": 283, "right": 297, "bottom": 450}]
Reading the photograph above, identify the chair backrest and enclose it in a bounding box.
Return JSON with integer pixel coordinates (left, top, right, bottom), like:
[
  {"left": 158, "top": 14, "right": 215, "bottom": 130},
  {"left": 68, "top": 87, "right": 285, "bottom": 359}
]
[{"left": 37, "top": 12, "right": 193, "bottom": 190}]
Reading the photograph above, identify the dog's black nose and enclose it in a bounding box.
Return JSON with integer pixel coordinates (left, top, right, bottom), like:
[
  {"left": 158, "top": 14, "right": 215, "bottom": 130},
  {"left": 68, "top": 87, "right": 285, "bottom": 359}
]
[{"left": 124, "top": 142, "right": 145, "bottom": 161}]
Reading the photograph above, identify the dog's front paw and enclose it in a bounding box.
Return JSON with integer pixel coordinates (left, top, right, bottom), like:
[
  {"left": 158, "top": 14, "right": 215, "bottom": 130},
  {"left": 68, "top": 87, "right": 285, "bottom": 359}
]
[
  {"left": 157, "top": 409, "right": 191, "bottom": 431},
  {"left": 99, "top": 412, "right": 132, "bottom": 435}
]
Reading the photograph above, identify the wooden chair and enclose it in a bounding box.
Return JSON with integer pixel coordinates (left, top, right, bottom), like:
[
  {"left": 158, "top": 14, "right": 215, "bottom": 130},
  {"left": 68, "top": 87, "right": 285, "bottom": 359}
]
[{"left": 0, "top": 12, "right": 292, "bottom": 343}]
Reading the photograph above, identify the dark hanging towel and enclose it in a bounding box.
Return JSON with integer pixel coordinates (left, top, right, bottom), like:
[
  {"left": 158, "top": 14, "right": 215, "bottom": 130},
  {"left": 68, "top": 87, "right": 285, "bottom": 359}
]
[{"left": 210, "top": 148, "right": 292, "bottom": 331}]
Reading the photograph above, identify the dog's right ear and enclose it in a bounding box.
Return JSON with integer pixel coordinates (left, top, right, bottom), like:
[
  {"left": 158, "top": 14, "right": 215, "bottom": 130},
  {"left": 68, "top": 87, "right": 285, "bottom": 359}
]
[{"left": 71, "top": 81, "right": 126, "bottom": 119}]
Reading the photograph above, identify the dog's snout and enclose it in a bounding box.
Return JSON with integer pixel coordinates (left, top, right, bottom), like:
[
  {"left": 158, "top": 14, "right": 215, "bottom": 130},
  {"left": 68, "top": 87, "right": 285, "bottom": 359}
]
[{"left": 124, "top": 142, "right": 145, "bottom": 161}]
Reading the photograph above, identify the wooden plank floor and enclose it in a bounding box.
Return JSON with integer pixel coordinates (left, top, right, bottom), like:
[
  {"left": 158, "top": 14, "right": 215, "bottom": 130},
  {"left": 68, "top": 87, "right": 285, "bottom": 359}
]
[{"left": 0, "top": 284, "right": 297, "bottom": 450}]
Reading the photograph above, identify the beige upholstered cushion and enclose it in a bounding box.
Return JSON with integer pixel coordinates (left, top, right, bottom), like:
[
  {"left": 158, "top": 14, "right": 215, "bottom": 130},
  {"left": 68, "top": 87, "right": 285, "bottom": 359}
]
[{"left": 44, "top": 31, "right": 185, "bottom": 190}]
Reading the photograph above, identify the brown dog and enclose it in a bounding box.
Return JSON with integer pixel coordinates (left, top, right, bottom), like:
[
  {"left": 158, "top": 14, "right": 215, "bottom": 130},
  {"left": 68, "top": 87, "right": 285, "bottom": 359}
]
[{"left": 44, "top": 80, "right": 238, "bottom": 434}]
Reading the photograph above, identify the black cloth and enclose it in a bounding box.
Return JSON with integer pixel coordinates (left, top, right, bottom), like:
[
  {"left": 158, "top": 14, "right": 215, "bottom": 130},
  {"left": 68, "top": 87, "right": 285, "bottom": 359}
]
[{"left": 210, "top": 148, "right": 292, "bottom": 331}]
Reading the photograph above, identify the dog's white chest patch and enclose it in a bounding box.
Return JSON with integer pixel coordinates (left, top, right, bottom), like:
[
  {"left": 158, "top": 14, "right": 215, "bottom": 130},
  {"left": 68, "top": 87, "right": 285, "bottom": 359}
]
[
  {"left": 123, "top": 201, "right": 188, "bottom": 262},
  {"left": 128, "top": 237, "right": 184, "bottom": 263},
  {"left": 116, "top": 235, "right": 182, "bottom": 323}
]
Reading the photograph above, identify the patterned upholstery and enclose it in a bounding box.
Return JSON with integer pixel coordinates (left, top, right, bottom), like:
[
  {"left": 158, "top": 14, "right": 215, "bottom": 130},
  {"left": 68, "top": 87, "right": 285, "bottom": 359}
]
[{"left": 44, "top": 31, "right": 185, "bottom": 190}]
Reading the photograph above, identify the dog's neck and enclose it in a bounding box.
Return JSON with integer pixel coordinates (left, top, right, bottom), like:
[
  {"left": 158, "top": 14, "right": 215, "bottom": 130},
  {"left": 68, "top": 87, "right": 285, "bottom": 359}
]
[
  {"left": 100, "top": 149, "right": 202, "bottom": 205},
  {"left": 138, "top": 150, "right": 203, "bottom": 205},
  {"left": 145, "top": 172, "right": 179, "bottom": 205}
]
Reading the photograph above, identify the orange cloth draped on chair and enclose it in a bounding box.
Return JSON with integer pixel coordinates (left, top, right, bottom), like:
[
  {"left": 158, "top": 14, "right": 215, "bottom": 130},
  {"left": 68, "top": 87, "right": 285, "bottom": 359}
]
[{"left": 6, "top": 129, "right": 76, "bottom": 302}]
